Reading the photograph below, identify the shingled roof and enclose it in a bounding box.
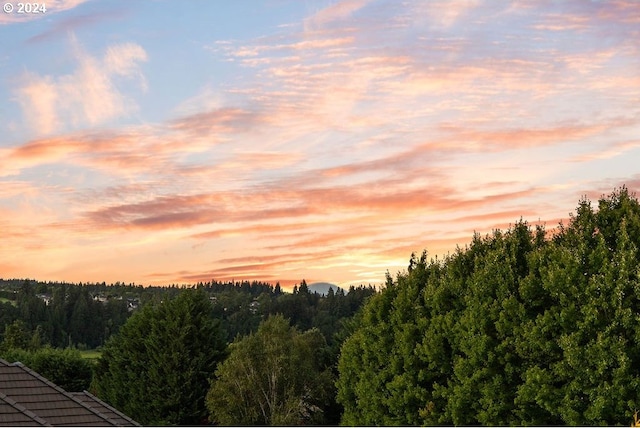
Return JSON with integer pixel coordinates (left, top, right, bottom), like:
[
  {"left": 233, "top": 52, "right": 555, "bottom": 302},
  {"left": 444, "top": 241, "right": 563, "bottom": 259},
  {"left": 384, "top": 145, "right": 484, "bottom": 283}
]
[
  {"left": 0, "top": 392, "right": 50, "bottom": 426},
  {"left": 0, "top": 358, "right": 139, "bottom": 427},
  {"left": 71, "top": 392, "right": 139, "bottom": 427}
]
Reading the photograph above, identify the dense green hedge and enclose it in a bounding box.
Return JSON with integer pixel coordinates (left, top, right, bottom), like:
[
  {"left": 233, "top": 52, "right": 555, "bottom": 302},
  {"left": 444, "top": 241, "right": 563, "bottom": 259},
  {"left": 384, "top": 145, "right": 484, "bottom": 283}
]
[
  {"left": 1, "top": 347, "right": 93, "bottom": 392},
  {"left": 337, "top": 187, "right": 640, "bottom": 426}
]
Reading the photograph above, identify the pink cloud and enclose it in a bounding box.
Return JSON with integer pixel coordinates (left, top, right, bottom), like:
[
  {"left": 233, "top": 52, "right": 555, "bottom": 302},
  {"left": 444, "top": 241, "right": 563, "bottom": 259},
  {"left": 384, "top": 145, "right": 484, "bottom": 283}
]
[
  {"left": 231, "top": 37, "right": 355, "bottom": 59},
  {"left": 304, "top": 0, "right": 373, "bottom": 32},
  {"left": 530, "top": 13, "right": 591, "bottom": 32},
  {"left": 4, "top": 0, "right": 639, "bottom": 288},
  {"left": 570, "top": 140, "right": 640, "bottom": 163},
  {"left": 0, "top": 127, "right": 212, "bottom": 179},
  {"left": 16, "top": 74, "right": 60, "bottom": 135},
  {"left": 0, "top": 181, "right": 39, "bottom": 199},
  {"left": 75, "top": 165, "right": 539, "bottom": 236},
  {"left": 417, "top": 0, "right": 480, "bottom": 29},
  {"left": 435, "top": 119, "right": 631, "bottom": 151},
  {"left": 169, "top": 107, "right": 261, "bottom": 136},
  {"left": 146, "top": 246, "right": 354, "bottom": 289},
  {"left": 15, "top": 36, "right": 147, "bottom": 136},
  {"left": 25, "top": 9, "right": 127, "bottom": 43},
  {"left": 450, "top": 209, "right": 539, "bottom": 224}
]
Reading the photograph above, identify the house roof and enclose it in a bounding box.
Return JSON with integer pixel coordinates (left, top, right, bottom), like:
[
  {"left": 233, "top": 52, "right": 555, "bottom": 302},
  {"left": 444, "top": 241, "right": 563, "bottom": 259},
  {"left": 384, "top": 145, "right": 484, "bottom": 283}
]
[
  {"left": 71, "top": 392, "right": 139, "bottom": 427},
  {"left": 0, "top": 392, "right": 50, "bottom": 426},
  {"left": 0, "top": 358, "right": 139, "bottom": 427}
]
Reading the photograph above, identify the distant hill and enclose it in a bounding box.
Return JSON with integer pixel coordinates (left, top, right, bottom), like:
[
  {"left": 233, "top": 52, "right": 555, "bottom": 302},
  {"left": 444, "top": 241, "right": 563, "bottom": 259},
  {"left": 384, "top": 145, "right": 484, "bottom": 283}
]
[{"left": 308, "top": 282, "right": 343, "bottom": 296}]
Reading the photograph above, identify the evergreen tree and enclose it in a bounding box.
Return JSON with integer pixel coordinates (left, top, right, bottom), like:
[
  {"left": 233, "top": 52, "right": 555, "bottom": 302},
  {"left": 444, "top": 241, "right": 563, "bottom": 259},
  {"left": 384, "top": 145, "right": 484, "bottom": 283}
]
[
  {"left": 337, "top": 187, "right": 640, "bottom": 426},
  {"left": 92, "top": 290, "right": 227, "bottom": 426}
]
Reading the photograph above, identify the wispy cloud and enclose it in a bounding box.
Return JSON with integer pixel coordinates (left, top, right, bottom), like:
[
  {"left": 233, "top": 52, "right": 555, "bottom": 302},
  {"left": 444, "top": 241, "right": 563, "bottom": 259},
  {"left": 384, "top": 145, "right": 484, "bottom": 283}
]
[
  {"left": 303, "top": 0, "right": 373, "bottom": 32},
  {"left": 25, "top": 9, "right": 126, "bottom": 43},
  {"left": 15, "top": 35, "right": 147, "bottom": 136},
  {"left": 169, "top": 107, "right": 261, "bottom": 137},
  {"left": 570, "top": 140, "right": 640, "bottom": 163},
  {"left": 416, "top": 0, "right": 480, "bottom": 29},
  {"left": 2, "top": 0, "right": 639, "bottom": 287}
]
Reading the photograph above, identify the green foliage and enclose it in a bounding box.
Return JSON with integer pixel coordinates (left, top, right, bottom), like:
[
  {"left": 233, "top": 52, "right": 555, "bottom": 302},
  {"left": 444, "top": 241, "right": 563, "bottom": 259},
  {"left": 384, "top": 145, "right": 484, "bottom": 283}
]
[
  {"left": 337, "top": 187, "right": 640, "bottom": 426},
  {"left": 91, "top": 290, "right": 227, "bottom": 426},
  {"left": 0, "top": 280, "right": 133, "bottom": 349},
  {"left": 0, "top": 276, "right": 374, "bottom": 425},
  {"left": 1, "top": 276, "right": 375, "bottom": 353},
  {"left": 79, "top": 349, "right": 102, "bottom": 361},
  {"left": 1, "top": 347, "right": 93, "bottom": 392},
  {"left": 207, "top": 315, "right": 335, "bottom": 425},
  {"left": 1, "top": 320, "right": 31, "bottom": 351}
]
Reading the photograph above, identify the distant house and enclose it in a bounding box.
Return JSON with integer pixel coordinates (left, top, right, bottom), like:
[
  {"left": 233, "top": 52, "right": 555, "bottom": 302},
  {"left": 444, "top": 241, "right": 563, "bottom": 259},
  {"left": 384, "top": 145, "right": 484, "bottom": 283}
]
[
  {"left": 0, "top": 358, "right": 139, "bottom": 426},
  {"left": 249, "top": 300, "right": 260, "bottom": 314},
  {"left": 35, "top": 294, "right": 52, "bottom": 306},
  {"left": 126, "top": 298, "right": 139, "bottom": 311},
  {"left": 92, "top": 294, "right": 108, "bottom": 304}
]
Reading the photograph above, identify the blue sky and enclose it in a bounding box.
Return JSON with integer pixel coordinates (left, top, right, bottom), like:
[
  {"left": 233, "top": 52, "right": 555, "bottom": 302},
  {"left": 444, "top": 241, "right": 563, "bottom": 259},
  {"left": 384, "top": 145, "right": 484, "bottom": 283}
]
[{"left": 1, "top": 0, "right": 639, "bottom": 288}]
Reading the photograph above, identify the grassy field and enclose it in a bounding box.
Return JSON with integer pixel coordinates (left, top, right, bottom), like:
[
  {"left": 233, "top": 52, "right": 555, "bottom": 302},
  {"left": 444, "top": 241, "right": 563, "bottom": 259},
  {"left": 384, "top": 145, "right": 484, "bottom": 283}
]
[
  {"left": 79, "top": 349, "right": 102, "bottom": 361},
  {"left": 0, "top": 297, "right": 16, "bottom": 306}
]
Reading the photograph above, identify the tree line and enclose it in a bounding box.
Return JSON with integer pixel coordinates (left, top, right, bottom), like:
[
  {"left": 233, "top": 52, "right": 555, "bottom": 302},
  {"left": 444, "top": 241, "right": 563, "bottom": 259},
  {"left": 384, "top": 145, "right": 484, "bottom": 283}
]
[
  {"left": 0, "top": 276, "right": 376, "bottom": 425},
  {"left": 90, "top": 282, "right": 376, "bottom": 425},
  {"left": 3, "top": 186, "right": 639, "bottom": 425},
  {"left": 0, "top": 281, "right": 131, "bottom": 349},
  {"left": 0, "top": 277, "right": 375, "bottom": 349}
]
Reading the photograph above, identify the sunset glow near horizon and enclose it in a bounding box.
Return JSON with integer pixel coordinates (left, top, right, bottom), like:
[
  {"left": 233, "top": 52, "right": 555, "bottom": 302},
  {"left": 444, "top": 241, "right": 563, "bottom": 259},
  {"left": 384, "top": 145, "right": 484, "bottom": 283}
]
[{"left": 1, "top": 0, "right": 639, "bottom": 290}]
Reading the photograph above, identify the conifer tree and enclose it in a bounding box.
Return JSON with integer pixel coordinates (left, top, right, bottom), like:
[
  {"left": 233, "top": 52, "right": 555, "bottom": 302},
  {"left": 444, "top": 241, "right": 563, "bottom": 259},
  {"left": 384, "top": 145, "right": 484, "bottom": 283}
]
[
  {"left": 92, "top": 289, "right": 227, "bottom": 426},
  {"left": 337, "top": 187, "right": 640, "bottom": 426}
]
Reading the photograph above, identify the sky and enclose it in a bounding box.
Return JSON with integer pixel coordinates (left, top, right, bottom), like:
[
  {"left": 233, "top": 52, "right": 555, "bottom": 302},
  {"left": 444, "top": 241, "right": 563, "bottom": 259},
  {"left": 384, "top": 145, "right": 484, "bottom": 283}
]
[{"left": 1, "top": 0, "right": 639, "bottom": 290}]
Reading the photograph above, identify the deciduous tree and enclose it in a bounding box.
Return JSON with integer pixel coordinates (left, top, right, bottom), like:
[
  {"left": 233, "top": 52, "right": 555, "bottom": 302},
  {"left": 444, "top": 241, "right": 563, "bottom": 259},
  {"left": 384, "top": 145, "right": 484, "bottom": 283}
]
[{"left": 207, "top": 315, "right": 334, "bottom": 425}]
